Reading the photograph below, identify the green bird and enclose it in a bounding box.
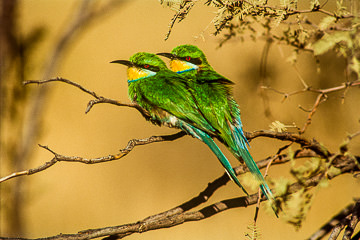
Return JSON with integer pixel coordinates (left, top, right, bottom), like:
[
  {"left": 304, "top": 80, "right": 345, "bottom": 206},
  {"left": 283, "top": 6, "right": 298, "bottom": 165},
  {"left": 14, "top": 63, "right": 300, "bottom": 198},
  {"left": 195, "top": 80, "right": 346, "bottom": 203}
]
[
  {"left": 157, "top": 45, "right": 277, "bottom": 212},
  {"left": 111, "top": 52, "right": 248, "bottom": 195}
]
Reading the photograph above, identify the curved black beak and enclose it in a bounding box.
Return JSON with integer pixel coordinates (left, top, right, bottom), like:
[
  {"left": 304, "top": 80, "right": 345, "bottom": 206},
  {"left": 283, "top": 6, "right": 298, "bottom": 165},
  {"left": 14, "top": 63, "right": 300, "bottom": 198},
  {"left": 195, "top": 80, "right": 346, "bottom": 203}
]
[
  {"left": 156, "top": 52, "right": 176, "bottom": 59},
  {"left": 110, "top": 60, "right": 134, "bottom": 67}
]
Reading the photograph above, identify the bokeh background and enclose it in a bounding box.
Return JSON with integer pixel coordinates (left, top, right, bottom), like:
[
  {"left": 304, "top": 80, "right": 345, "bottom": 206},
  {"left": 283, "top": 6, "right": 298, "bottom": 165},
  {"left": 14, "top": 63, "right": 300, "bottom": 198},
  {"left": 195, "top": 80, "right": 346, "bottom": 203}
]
[{"left": 1, "top": 0, "right": 360, "bottom": 239}]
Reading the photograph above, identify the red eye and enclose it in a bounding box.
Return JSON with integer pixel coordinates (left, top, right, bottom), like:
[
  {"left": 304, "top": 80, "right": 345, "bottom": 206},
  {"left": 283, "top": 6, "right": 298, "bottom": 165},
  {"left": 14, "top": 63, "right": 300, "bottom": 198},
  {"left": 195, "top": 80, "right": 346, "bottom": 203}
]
[
  {"left": 144, "top": 64, "right": 150, "bottom": 68},
  {"left": 185, "top": 56, "right": 191, "bottom": 61}
]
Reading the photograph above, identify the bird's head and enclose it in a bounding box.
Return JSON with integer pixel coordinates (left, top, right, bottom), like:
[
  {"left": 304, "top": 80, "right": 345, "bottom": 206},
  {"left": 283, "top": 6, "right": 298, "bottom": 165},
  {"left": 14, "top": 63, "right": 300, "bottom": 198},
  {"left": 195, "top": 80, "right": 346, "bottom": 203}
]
[
  {"left": 111, "top": 52, "right": 167, "bottom": 83},
  {"left": 157, "top": 45, "right": 210, "bottom": 73}
]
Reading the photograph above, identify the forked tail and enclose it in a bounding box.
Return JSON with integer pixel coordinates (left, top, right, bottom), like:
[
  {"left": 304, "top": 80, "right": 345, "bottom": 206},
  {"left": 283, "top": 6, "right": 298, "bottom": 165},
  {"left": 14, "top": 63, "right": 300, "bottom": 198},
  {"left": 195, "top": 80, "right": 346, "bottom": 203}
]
[
  {"left": 232, "top": 120, "right": 279, "bottom": 217},
  {"left": 181, "top": 122, "right": 249, "bottom": 196}
]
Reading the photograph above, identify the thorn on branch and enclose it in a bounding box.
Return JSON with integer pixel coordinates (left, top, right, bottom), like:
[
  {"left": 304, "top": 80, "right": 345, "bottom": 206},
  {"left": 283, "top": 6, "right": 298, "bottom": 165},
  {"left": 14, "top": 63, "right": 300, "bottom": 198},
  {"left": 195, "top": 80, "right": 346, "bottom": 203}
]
[
  {"left": 298, "top": 104, "right": 312, "bottom": 112},
  {"left": 38, "top": 144, "right": 58, "bottom": 155}
]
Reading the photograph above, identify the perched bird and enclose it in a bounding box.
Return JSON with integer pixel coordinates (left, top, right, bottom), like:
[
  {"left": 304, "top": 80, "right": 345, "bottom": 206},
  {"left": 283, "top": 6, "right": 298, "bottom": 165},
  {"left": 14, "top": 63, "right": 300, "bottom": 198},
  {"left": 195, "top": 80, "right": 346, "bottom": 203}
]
[
  {"left": 111, "top": 52, "right": 248, "bottom": 195},
  {"left": 158, "top": 45, "right": 277, "bottom": 211}
]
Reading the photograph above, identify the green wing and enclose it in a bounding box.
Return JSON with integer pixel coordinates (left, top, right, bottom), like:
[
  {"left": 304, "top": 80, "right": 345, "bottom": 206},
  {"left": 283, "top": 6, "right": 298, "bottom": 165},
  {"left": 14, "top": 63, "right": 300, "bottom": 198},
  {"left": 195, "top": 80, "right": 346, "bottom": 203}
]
[
  {"left": 197, "top": 69, "right": 234, "bottom": 85},
  {"left": 189, "top": 70, "right": 239, "bottom": 149},
  {"left": 132, "top": 69, "right": 216, "bottom": 134}
]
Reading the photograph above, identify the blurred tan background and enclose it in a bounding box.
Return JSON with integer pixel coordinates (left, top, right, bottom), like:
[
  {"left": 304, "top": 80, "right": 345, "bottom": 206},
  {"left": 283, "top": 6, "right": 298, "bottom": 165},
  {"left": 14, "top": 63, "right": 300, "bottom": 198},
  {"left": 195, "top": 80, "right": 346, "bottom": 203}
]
[{"left": 1, "top": 0, "right": 360, "bottom": 239}]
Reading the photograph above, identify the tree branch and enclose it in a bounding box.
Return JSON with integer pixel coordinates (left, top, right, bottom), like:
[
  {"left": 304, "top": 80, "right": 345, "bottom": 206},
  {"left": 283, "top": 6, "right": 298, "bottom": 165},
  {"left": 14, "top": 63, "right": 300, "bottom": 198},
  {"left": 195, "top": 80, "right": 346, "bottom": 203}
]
[
  {"left": 0, "top": 132, "right": 186, "bottom": 184},
  {"left": 1, "top": 151, "right": 357, "bottom": 240},
  {"left": 326, "top": 199, "right": 360, "bottom": 240},
  {"left": 342, "top": 200, "right": 360, "bottom": 240},
  {"left": 245, "top": 130, "right": 330, "bottom": 157},
  {"left": 308, "top": 200, "right": 359, "bottom": 240},
  {"left": 1, "top": 127, "right": 332, "bottom": 185},
  {"left": 23, "top": 78, "right": 156, "bottom": 123}
]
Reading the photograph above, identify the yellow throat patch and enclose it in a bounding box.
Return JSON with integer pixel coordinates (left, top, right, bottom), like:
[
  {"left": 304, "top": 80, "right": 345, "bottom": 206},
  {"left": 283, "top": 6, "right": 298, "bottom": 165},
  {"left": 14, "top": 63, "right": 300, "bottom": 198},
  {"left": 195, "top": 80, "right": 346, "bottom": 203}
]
[
  {"left": 170, "top": 59, "right": 192, "bottom": 73},
  {"left": 127, "top": 67, "right": 151, "bottom": 81}
]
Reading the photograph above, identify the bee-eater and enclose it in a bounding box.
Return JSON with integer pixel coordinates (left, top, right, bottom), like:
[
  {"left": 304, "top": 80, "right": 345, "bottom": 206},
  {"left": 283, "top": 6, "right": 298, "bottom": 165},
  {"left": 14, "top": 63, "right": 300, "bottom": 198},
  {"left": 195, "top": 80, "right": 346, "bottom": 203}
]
[
  {"left": 157, "top": 45, "right": 277, "bottom": 211},
  {"left": 111, "top": 52, "right": 248, "bottom": 195}
]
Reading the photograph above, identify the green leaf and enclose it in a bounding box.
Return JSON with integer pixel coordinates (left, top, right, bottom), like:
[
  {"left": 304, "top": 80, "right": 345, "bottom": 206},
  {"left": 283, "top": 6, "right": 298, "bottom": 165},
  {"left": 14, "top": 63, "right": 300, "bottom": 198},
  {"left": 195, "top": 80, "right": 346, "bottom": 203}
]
[
  {"left": 274, "top": 177, "right": 292, "bottom": 196},
  {"left": 279, "top": 0, "right": 289, "bottom": 7},
  {"left": 283, "top": 189, "right": 313, "bottom": 229},
  {"left": 350, "top": 56, "right": 360, "bottom": 77},
  {"left": 336, "top": 0, "right": 350, "bottom": 17},
  {"left": 239, "top": 172, "right": 261, "bottom": 191},
  {"left": 269, "top": 120, "right": 287, "bottom": 132},
  {"left": 245, "top": 222, "right": 262, "bottom": 240},
  {"left": 318, "top": 16, "right": 337, "bottom": 31},
  {"left": 327, "top": 166, "right": 342, "bottom": 178},
  {"left": 312, "top": 32, "right": 352, "bottom": 55},
  {"left": 290, "top": 157, "right": 324, "bottom": 182},
  {"left": 159, "top": 0, "right": 185, "bottom": 11},
  {"left": 272, "top": 10, "right": 286, "bottom": 28},
  {"left": 318, "top": 178, "right": 329, "bottom": 188},
  {"left": 286, "top": 50, "right": 298, "bottom": 64}
]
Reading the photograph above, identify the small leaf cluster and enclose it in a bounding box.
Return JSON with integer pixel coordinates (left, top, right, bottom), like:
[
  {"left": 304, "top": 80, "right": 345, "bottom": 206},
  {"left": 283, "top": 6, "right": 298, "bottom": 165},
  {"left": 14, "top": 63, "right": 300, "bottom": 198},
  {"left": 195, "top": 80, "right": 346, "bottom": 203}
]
[
  {"left": 160, "top": 0, "right": 359, "bottom": 77},
  {"left": 245, "top": 221, "right": 262, "bottom": 240},
  {"left": 272, "top": 153, "right": 325, "bottom": 228}
]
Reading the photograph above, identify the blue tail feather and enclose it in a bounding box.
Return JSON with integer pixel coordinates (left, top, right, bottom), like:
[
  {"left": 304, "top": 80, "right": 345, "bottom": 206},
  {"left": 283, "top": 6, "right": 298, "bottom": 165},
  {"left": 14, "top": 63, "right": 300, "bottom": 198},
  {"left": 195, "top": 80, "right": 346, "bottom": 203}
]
[
  {"left": 233, "top": 119, "right": 278, "bottom": 216},
  {"left": 180, "top": 122, "right": 248, "bottom": 195}
]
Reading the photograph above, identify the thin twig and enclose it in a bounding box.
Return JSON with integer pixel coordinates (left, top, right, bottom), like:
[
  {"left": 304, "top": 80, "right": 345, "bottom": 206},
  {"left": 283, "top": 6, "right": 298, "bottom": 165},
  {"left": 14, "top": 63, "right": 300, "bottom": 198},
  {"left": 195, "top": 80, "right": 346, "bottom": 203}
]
[
  {"left": 164, "top": 1, "right": 196, "bottom": 40},
  {"left": 254, "top": 142, "right": 292, "bottom": 222},
  {"left": 293, "top": 64, "right": 309, "bottom": 89},
  {"left": 24, "top": 78, "right": 101, "bottom": 98},
  {"left": 254, "top": 155, "right": 277, "bottom": 222},
  {"left": 259, "top": 35, "right": 274, "bottom": 119},
  {"left": 300, "top": 93, "right": 327, "bottom": 134},
  {"left": 0, "top": 132, "right": 186, "bottom": 184},
  {"left": 347, "top": 131, "right": 360, "bottom": 142},
  {"left": 23, "top": 78, "right": 153, "bottom": 120},
  {"left": 264, "top": 80, "right": 360, "bottom": 99},
  {"left": 262, "top": 80, "right": 360, "bottom": 134}
]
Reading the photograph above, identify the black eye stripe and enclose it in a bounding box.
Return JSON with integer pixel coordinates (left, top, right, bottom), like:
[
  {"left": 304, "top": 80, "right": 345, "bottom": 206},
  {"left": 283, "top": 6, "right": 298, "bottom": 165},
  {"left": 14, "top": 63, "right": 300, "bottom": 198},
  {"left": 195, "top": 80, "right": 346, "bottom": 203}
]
[
  {"left": 135, "top": 63, "right": 160, "bottom": 72},
  {"left": 179, "top": 56, "right": 202, "bottom": 65}
]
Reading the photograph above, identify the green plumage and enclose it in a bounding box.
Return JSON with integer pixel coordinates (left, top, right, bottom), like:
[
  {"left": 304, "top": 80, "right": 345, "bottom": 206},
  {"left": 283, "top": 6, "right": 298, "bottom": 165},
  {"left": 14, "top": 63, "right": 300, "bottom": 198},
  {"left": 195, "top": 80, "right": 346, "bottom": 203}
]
[
  {"left": 126, "top": 53, "right": 214, "bottom": 132},
  {"left": 111, "top": 52, "right": 248, "bottom": 194},
  {"left": 158, "top": 45, "right": 278, "bottom": 216},
  {"left": 166, "top": 45, "right": 244, "bottom": 160}
]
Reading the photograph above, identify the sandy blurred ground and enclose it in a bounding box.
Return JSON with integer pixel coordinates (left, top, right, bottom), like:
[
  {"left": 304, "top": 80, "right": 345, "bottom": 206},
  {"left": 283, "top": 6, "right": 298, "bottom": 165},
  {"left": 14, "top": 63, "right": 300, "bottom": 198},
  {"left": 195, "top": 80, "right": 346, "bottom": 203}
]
[{"left": 1, "top": 0, "right": 360, "bottom": 239}]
